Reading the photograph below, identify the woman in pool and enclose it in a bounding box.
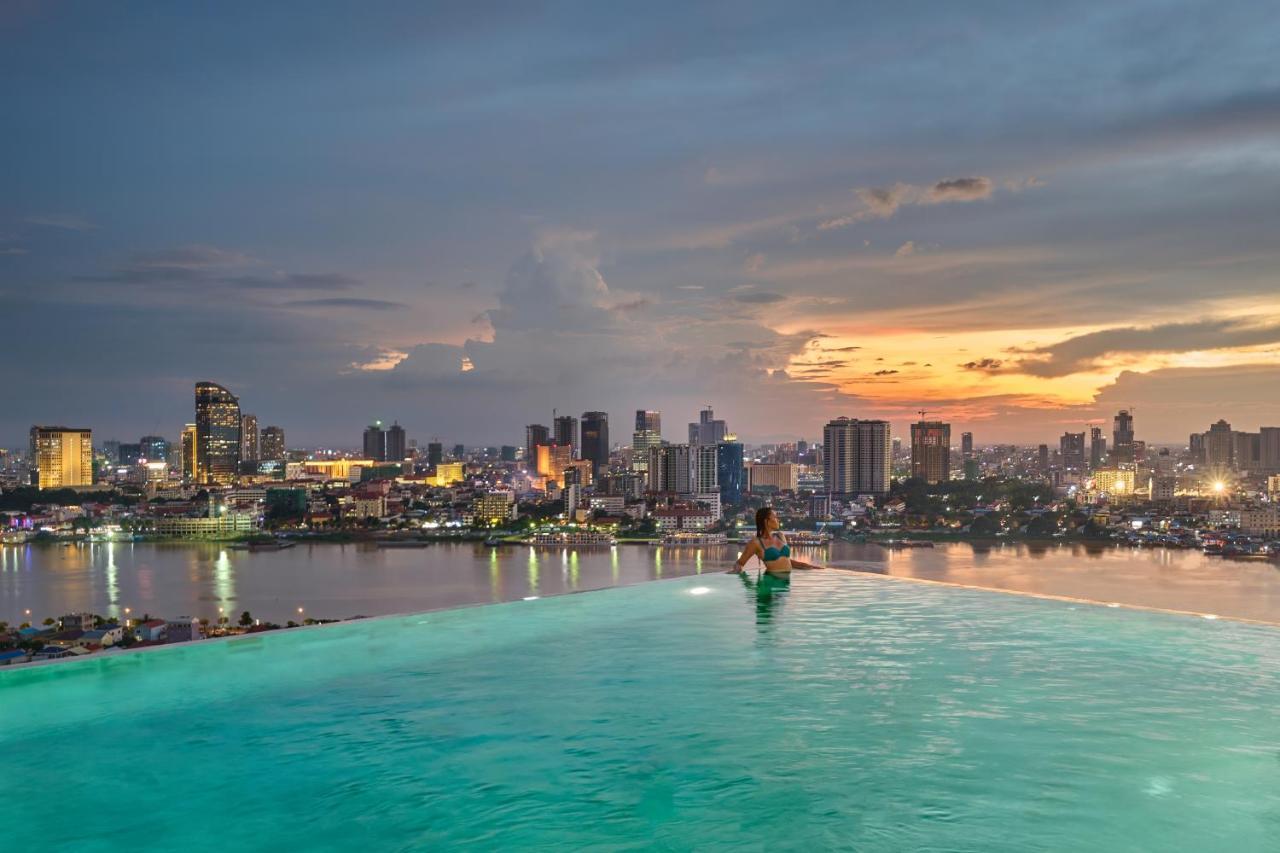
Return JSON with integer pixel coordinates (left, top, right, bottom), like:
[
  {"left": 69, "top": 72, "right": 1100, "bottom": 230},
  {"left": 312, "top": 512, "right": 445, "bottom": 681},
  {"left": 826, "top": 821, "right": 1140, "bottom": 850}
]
[{"left": 730, "top": 507, "right": 825, "bottom": 575}]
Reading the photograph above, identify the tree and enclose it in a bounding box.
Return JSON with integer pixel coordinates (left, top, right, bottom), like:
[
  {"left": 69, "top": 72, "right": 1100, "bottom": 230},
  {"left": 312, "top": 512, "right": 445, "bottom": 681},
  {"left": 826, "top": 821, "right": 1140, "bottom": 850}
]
[
  {"left": 970, "top": 514, "right": 999, "bottom": 536},
  {"left": 42, "top": 617, "right": 55, "bottom": 626},
  {"left": 239, "top": 610, "right": 253, "bottom": 627}
]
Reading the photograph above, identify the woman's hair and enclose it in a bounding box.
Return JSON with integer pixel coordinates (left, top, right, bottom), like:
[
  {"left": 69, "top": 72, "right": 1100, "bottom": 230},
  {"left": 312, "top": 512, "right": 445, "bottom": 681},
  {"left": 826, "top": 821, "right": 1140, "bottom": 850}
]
[{"left": 755, "top": 506, "right": 774, "bottom": 539}]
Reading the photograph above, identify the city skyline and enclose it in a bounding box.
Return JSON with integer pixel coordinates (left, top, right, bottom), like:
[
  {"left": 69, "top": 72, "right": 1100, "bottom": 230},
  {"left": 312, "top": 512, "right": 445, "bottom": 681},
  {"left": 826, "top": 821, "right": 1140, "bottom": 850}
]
[{"left": 6, "top": 3, "right": 1280, "bottom": 445}]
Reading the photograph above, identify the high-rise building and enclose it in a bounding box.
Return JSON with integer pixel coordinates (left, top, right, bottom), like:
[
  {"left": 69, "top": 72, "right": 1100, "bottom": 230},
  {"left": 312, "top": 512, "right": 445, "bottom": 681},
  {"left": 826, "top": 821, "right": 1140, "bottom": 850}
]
[
  {"left": 691, "top": 443, "right": 719, "bottom": 495},
  {"left": 1112, "top": 409, "right": 1135, "bottom": 464},
  {"left": 195, "top": 382, "right": 241, "bottom": 485},
  {"left": 260, "top": 426, "right": 285, "bottom": 462},
  {"left": 823, "top": 418, "right": 892, "bottom": 497},
  {"left": 554, "top": 415, "right": 578, "bottom": 453},
  {"left": 1090, "top": 426, "right": 1107, "bottom": 469},
  {"left": 1060, "top": 432, "right": 1086, "bottom": 471},
  {"left": 525, "top": 424, "right": 549, "bottom": 469},
  {"left": 1205, "top": 420, "right": 1234, "bottom": 471},
  {"left": 631, "top": 410, "right": 662, "bottom": 472},
  {"left": 647, "top": 444, "right": 692, "bottom": 494},
  {"left": 427, "top": 441, "right": 443, "bottom": 466},
  {"left": 1037, "top": 444, "right": 1050, "bottom": 472},
  {"left": 580, "top": 411, "right": 609, "bottom": 479},
  {"left": 536, "top": 443, "right": 574, "bottom": 484},
  {"left": 240, "top": 414, "right": 259, "bottom": 463},
  {"left": 1189, "top": 431, "right": 1205, "bottom": 464},
  {"left": 716, "top": 440, "right": 745, "bottom": 507},
  {"left": 500, "top": 445, "right": 518, "bottom": 463},
  {"left": 363, "top": 421, "right": 386, "bottom": 461},
  {"left": 140, "top": 435, "right": 169, "bottom": 464},
  {"left": 961, "top": 432, "right": 974, "bottom": 459},
  {"left": 386, "top": 423, "right": 407, "bottom": 462},
  {"left": 1261, "top": 427, "right": 1280, "bottom": 475},
  {"left": 1232, "top": 431, "right": 1260, "bottom": 473},
  {"left": 910, "top": 421, "right": 951, "bottom": 484},
  {"left": 118, "top": 443, "right": 143, "bottom": 466},
  {"left": 746, "top": 462, "right": 799, "bottom": 492},
  {"left": 29, "top": 426, "right": 93, "bottom": 489},
  {"left": 181, "top": 424, "right": 197, "bottom": 482},
  {"left": 452, "top": 442, "right": 465, "bottom": 460},
  {"left": 688, "top": 406, "right": 728, "bottom": 446}
]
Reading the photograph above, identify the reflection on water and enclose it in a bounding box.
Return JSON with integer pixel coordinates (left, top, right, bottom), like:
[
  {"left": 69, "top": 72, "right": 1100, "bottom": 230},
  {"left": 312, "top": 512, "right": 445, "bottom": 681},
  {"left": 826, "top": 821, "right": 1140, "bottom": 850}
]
[{"left": 2, "top": 540, "right": 1280, "bottom": 625}]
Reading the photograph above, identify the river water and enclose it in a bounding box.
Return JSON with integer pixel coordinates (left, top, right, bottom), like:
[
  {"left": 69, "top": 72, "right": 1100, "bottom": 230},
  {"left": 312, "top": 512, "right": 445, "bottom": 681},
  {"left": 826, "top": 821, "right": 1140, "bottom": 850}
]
[{"left": 3, "top": 540, "right": 1280, "bottom": 625}]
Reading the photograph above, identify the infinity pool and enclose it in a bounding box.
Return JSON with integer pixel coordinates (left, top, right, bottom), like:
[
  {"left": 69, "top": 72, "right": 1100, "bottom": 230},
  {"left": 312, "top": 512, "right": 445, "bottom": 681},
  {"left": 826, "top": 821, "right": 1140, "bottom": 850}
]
[{"left": 4, "top": 572, "right": 1280, "bottom": 850}]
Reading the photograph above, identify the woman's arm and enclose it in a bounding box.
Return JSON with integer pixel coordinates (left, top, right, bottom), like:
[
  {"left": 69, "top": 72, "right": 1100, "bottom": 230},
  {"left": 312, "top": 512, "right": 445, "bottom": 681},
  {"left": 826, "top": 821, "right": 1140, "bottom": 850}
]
[{"left": 731, "top": 540, "right": 760, "bottom": 573}]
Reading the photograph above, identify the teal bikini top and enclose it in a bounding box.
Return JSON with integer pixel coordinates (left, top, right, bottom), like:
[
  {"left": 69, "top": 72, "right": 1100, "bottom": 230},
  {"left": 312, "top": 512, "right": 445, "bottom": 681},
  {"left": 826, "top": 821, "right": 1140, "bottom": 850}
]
[{"left": 760, "top": 536, "right": 790, "bottom": 562}]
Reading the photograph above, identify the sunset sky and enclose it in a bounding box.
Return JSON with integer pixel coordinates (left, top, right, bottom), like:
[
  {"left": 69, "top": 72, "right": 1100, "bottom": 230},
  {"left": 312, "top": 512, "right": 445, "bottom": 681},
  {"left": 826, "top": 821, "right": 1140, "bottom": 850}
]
[{"left": 5, "top": 1, "right": 1280, "bottom": 447}]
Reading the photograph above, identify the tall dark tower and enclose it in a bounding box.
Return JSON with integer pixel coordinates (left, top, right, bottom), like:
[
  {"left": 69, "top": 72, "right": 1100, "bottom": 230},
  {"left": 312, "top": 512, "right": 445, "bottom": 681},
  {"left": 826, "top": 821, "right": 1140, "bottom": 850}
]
[
  {"left": 195, "top": 381, "right": 241, "bottom": 485},
  {"left": 580, "top": 411, "right": 609, "bottom": 479},
  {"left": 1112, "top": 410, "right": 1135, "bottom": 463},
  {"left": 525, "top": 424, "right": 549, "bottom": 469},
  {"left": 554, "top": 415, "right": 578, "bottom": 453}
]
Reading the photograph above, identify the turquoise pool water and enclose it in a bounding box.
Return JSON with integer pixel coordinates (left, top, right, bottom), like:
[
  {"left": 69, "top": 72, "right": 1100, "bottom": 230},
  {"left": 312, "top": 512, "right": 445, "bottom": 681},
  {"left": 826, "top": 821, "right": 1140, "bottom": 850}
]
[{"left": 4, "top": 572, "right": 1280, "bottom": 851}]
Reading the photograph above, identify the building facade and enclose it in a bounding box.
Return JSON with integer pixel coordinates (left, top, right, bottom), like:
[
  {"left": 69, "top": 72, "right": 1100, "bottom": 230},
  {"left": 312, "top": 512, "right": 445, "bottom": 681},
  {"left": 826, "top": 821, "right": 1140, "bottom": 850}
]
[
  {"left": 822, "top": 418, "right": 892, "bottom": 497},
  {"left": 910, "top": 421, "right": 951, "bottom": 484},
  {"left": 195, "top": 382, "right": 241, "bottom": 485},
  {"left": 580, "top": 411, "right": 609, "bottom": 478},
  {"left": 29, "top": 426, "right": 93, "bottom": 489}
]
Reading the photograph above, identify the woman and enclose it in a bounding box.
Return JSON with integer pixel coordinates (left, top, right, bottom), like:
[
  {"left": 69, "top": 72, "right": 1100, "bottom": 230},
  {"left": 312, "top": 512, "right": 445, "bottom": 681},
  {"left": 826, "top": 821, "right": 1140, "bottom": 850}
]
[{"left": 731, "top": 507, "right": 824, "bottom": 575}]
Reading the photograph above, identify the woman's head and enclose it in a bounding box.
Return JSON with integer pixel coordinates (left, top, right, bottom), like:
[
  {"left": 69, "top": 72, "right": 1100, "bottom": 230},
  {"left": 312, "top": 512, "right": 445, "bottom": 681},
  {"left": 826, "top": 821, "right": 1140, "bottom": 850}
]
[{"left": 755, "top": 506, "right": 778, "bottom": 538}]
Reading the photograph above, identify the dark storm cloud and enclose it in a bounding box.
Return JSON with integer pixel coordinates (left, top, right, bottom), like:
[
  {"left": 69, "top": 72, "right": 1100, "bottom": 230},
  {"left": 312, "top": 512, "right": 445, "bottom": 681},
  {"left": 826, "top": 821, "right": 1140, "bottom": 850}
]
[
  {"left": 928, "top": 177, "right": 993, "bottom": 202},
  {"left": 961, "top": 358, "right": 1005, "bottom": 371},
  {"left": 75, "top": 246, "right": 361, "bottom": 292},
  {"left": 287, "top": 297, "right": 407, "bottom": 310},
  {"left": 1016, "top": 319, "right": 1280, "bottom": 377},
  {"left": 734, "top": 291, "right": 787, "bottom": 304}
]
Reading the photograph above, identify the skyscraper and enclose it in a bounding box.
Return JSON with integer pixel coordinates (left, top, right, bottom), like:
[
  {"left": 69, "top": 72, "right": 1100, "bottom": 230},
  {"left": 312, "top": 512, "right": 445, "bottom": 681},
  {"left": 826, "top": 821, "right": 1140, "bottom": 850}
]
[
  {"left": 1261, "top": 427, "right": 1280, "bottom": 475},
  {"left": 1038, "top": 444, "right": 1050, "bottom": 472},
  {"left": 29, "top": 426, "right": 93, "bottom": 489},
  {"left": 580, "top": 411, "right": 609, "bottom": 478},
  {"left": 181, "top": 424, "right": 197, "bottom": 482},
  {"left": 1232, "top": 430, "right": 1260, "bottom": 473},
  {"left": 647, "top": 444, "right": 692, "bottom": 494},
  {"left": 823, "top": 418, "right": 892, "bottom": 497},
  {"left": 1112, "top": 409, "right": 1135, "bottom": 463},
  {"left": 536, "top": 443, "right": 574, "bottom": 484},
  {"left": 688, "top": 406, "right": 727, "bottom": 446},
  {"left": 363, "top": 421, "right": 386, "bottom": 461},
  {"left": 631, "top": 410, "right": 662, "bottom": 472},
  {"left": 716, "top": 440, "right": 745, "bottom": 507},
  {"left": 691, "top": 443, "right": 719, "bottom": 495},
  {"left": 554, "top": 415, "right": 578, "bottom": 452},
  {"left": 240, "top": 414, "right": 259, "bottom": 464},
  {"left": 194, "top": 382, "right": 241, "bottom": 485},
  {"left": 385, "top": 423, "right": 407, "bottom": 462},
  {"left": 1189, "top": 431, "right": 1205, "bottom": 464},
  {"left": 1060, "top": 432, "right": 1086, "bottom": 471},
  {"left": 1206, "top": 419, "right": 1234, "bottom": 471},
  {"left": 140, "top": 435, "right": 169, "bottom": 464},
  {"left": 525, "top": 424, "right": 549, "bottom": 469},
  {"left": 910, "top": 421, "right": 951, "bottom": 484},
  {"left": 427, "top": 441, "right": 443, "bottom": 466},
  {"left": 260, "top": 426, "right": 285, "bottom": 462},
  {"left": 1090, "top": 426, "right": 1107, "bottom": 469},
  {"left": 961, "top": 432, "right": 974, "bottom": 459}
]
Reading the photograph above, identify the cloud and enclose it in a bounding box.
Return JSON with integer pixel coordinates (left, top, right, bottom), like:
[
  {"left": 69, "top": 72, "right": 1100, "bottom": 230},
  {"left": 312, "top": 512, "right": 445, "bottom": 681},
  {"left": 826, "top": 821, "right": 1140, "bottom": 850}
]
[
  {"left": 287, "top": 297, "right": 407, "bottom": 310},
  {"left": 820, "top": 176, "right": 1005, "bottom": 230},
  {"left": 24, "top": 214, "right": 98, "bottom": 231},
  {"left": 744, "top": 252, "right": 766, "bottom": 273},
  {"left": 960, "top": 358, "right": 1004, "bottom": 371},
  {"left": 734, "top": 291, "right": 786, "bottom": 304},
  {"left": 894, "top": 241, "right": 916, "bottom": 257},
  {"left": 76, "top": 245, "right": 361, "bottom": 292},
  {"left": 1016, "top": 318, "right": 1280, "bottom": 377},
  {"left": 873, "top": 369, "right": 899, "bottom": 376},
  {"left": 927, "top": 177, "right": 993, "bottom": 202}
]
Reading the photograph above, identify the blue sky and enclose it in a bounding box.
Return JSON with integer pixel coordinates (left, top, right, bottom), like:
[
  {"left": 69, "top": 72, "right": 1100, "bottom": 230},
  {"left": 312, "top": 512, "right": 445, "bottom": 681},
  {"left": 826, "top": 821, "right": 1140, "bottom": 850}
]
[{"left": 4, "top": 1, "right": 1280, "bottom": 447}]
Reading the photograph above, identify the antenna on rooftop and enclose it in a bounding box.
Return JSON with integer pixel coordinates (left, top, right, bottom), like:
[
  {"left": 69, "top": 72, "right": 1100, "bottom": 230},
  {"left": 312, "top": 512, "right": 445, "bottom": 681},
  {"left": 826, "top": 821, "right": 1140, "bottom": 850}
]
[{"left": 917, "top": 409, "right": 929, "bottom": 421}]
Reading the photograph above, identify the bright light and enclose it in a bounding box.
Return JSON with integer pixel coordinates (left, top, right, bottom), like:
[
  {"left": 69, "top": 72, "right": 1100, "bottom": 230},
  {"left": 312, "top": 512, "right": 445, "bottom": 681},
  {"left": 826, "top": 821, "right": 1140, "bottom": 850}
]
[
  {"left": 688, "top": 586, "right": 712, "bottom": 596},
  {"left": 523, "top": 595, "right": 539, "bottom": 601},
  {"left": 1212, "top": 481, "right": 1226, "bottom": 494},
  {"left": 1202, "top": 613, "right": 1219, "bottom": 620}
]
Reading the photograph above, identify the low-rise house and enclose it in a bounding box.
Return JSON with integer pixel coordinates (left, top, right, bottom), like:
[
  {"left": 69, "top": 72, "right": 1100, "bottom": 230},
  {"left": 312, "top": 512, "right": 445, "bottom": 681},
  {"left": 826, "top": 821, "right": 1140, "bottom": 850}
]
[
  {"left": 34, "top": 645, "right": 75, "bottom": 660},
  {"left": 0, "top": 649, "right": 31, "bottom": 666},
  {"left": 135, "top": 619, "right": 168, "bottom": 642},
  {"left": 60, "top": 612, "right": 96, "bottom": 630},
  {"left": 79, "top": 628, "right": 119, "bottom": 647},
  {"left": 165, "top": 617, "right": 204, "bottom": 643}
]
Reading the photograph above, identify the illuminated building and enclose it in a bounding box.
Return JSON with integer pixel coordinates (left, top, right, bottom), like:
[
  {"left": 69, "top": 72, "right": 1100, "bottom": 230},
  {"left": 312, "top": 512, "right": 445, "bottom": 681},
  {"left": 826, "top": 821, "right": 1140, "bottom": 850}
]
[
  {"left": 294, "top": 459, "right": 375, "bottom": 481},
  {"left": 1112, "top": 409, "right": 1135, "bottom": 464},
  {"left": 140, "top": 435, "right": 169, "bottom": 464},
  {"left": 1240, "top": 508, "right": 1280, "bottom": 535},
  {"left": 1268, "top": 474, "right": 1280, "bottom": 501},
  {"left": 181, "top": 424, "right": 197, "bottom": 482},
  {"left": 691, "top": 443, "right": 718, "bottom": 494},
  {"left": 525, "top": 424, "right": 549, "bottom": 469},
  {"left": 431, "top": 462, "right": 465, "bottom": 486},
  {"left": 260, "top": 426, "right": 285, "bottom": 462},
  {"left": 1149, "top": 474, "right": 1176, "bottom": 502},
  {"left": 240, "top": 414, "right": 259, "bottom": 463},
  {"left": 1090, "top": 468, "right": 1134, "bottom": 497},
  {"left": 536, "top": 444, "right": 573, "bottom": 483},
  {"left": 823, "top": 418, "right": 891, "bottom": 497},
  {"left": 471, "top": 491, "right": 517, "bottom": 525},
  {"left": 1060, "top": 432, "right": 1086, "bottom": 471},
  {"left": 746, "top": 462, "right": 798, "bottom": 492},
  {"left": 29, "top": 426, "right": 93, "bottom": 489},
  {"left": 910, "top": 421, "right": 951, "bottom": 484},
  {"left": 580, "top": 411, "right": 609, "bottom": 478},
  {"left": 194, "top": 381, "right": 241, "bottom": 485},
  {"left": 631, "top": 410, "right": 662, "bottom": 472}
]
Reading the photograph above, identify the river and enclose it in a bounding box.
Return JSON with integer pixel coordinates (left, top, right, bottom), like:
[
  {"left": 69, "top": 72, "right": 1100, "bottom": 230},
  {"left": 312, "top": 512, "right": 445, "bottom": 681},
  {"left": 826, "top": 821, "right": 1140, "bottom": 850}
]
[{"left": 2, "top": 540, "right": 1280, "bottom": 625}]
